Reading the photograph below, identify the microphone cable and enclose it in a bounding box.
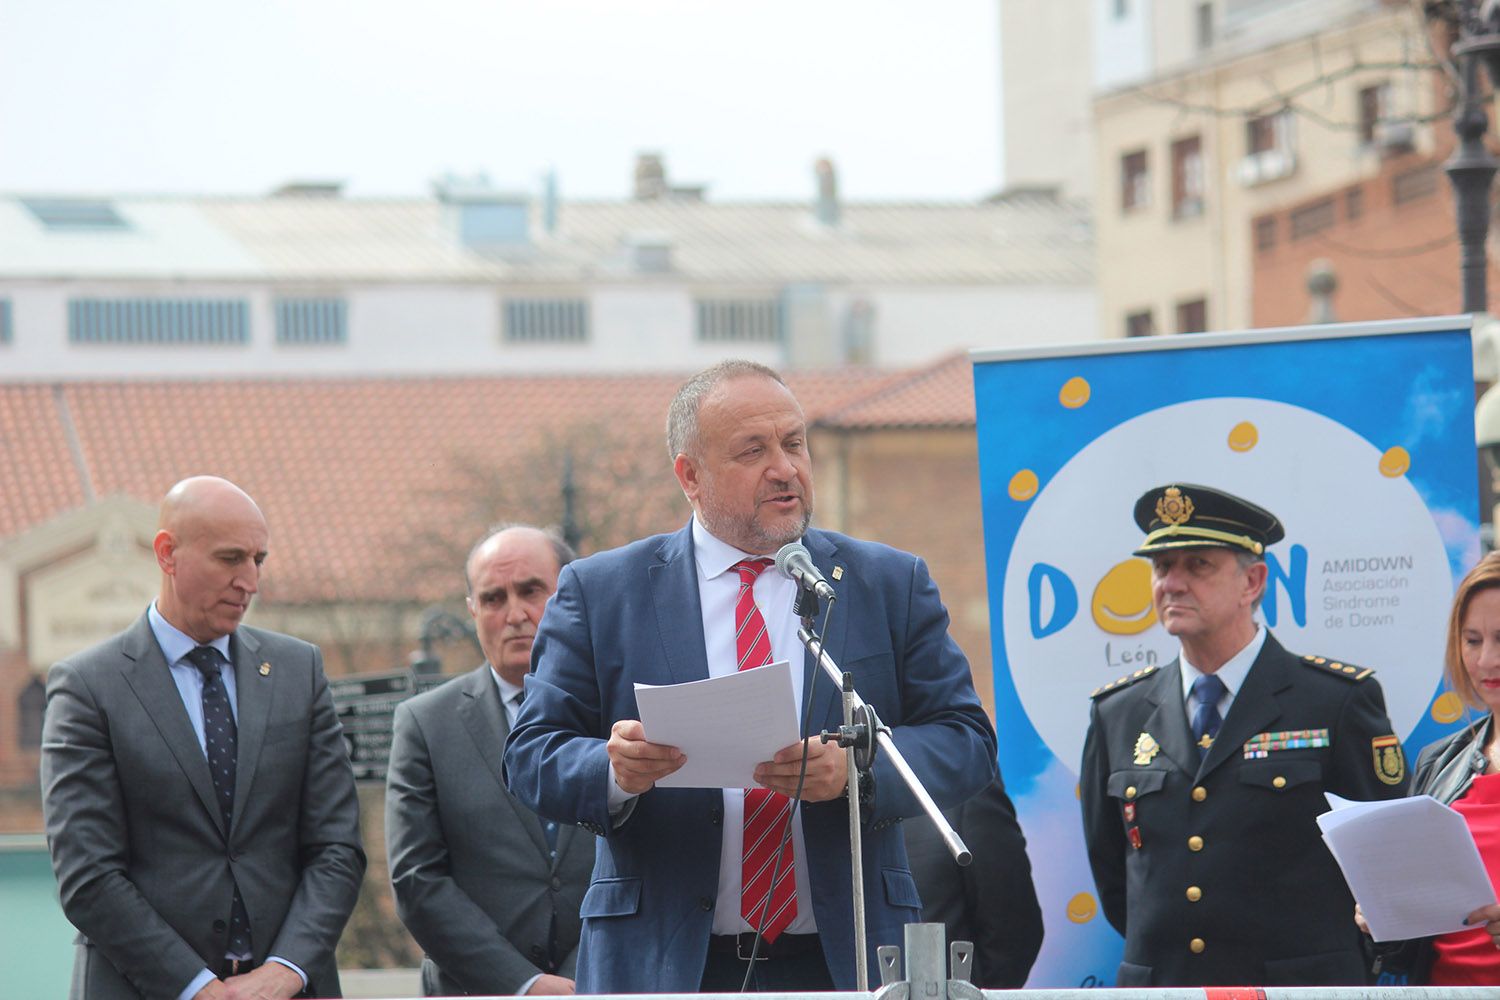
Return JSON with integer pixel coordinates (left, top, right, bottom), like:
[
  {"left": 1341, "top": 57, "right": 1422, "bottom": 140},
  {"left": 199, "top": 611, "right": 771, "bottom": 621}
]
[{"left": 740, "top": 595, "right": 837, "bottom": 990}]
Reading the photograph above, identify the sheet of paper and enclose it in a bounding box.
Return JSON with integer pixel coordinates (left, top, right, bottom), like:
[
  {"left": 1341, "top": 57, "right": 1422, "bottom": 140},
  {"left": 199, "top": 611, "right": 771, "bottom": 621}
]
[
  {"left": 1317, "top": 793, "right": 1495, "bottom": 942},
  {"left": 634, "top": 660, "right": 800, "bottom": 789}
]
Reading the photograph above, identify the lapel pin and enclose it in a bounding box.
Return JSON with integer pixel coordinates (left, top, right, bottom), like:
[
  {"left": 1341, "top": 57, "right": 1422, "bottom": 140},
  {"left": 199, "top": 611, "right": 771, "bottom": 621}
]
[
  {"left": 831, "top": 566, "right": 844, "bottom": 581},
  {"left": 259, "top": 662, "right": 271, "bottom": 676}
]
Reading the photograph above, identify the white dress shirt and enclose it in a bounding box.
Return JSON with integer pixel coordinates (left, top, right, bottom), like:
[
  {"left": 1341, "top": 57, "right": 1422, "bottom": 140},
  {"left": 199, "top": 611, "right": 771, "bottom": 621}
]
[{"left": 1178, "top": 624, "right": 1267, "bottom": 723}]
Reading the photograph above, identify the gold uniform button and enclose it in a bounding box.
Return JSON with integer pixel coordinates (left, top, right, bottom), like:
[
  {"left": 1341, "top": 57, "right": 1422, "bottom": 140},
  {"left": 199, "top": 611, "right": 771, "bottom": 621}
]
[
  {"left": 1192, "top": 786, "right": 1207, "bottom": 802},
  {"left": 1273, "top": 776, "right": 1287, "bottom": 789},
  {"left": 1186, "top": 886, "right": 1202, "bottom": 902},
  {"left": 1188, "top": 835, "right": 1204, "bottom": 851},
  {"left": 1125, "top": 786, "right": 1137, "bottom": 800},
  {"left": 1190, "top": 938, "right": 1206, "bottom": 954}
]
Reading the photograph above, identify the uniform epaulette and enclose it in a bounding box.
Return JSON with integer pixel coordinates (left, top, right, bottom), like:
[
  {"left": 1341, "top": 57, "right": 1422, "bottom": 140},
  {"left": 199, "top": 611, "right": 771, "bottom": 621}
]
[
  {"left": 1090, "top": 664, "right": 1159, "bottom": 698},
  {"left": 1300, "top": 653, "right": 1375, "bottom": 682}
]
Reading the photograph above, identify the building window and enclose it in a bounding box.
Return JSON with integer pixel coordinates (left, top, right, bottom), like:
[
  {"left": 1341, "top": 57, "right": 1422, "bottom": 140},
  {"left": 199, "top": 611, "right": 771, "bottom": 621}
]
[
  {"left": 22, "top": 197, "right": 129, "bottom": 231},
  {"left": 275, "top": 298, "right": 347, "bottom": 345},
  {"left": 0, "top": 299, "right": 11, "bottom": 344},
  {"left": 1176, "top": 298, "right": 1208, "bottom": 334},
  {"left": 503, "top": 298, "right": 589, "bottom": 344},
  {"left": 1121, "top": 150, "right": 1150, "bottom": 213},
  {"left": 68, "top": 299, "right": 249, "bottom": 345},
  {"left": 696, "top": 299, "right": 784, "bottom": 343},
  {"left": 1345, "top": 185, "right": 1365, "bottom": 222},
  {"left": 1358, "top": 82, "right": 1389, "bottom": 145},
  {"left": 1196, "top": 2, "right": 1214, "bottom": 50},
  {"left": 1254, "top": 216, "right": 1278, "bottom": 253},
  {"left": 1125, "top": 310, "right": 1155, "bottom": 338},
  {"left": 1392, "top": 163, "right": 1439, "bottom": 205},
  {"left": 1290, "top": 198, "right": 1336, "bottom": 241},
  {"left": 18, "top": 677, "right": 45, "bottom": 750},
  {"left": 1171, "top": 136, "right": 1205, "bottom": 219},
  {"left": 1238, "top": 111, "right": 1295, "bottom": 186}
]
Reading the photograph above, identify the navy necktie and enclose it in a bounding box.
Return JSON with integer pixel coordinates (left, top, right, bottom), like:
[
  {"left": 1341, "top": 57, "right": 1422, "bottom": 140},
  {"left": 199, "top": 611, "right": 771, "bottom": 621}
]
[
  {"left": 1190, "top": 673, "right": 1227, "bottom": 759},
  {"left": 186, "top": 646, "right": 252, "bottom": 958}
]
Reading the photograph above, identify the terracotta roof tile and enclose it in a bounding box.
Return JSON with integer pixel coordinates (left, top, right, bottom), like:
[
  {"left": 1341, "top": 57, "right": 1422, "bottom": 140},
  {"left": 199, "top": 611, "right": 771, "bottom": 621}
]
[
  {"left": 814, "top": 353, "right": 976, "bottom": 429},
  {"left": 2, "top": 368, "right": 898, "bottom": 603}
]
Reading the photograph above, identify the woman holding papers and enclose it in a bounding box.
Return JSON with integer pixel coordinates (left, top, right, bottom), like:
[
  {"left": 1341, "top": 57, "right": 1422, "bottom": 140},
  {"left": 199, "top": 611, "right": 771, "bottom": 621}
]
[{"left": 1365, "top": 553, "right": 1500, "bottom": 983}]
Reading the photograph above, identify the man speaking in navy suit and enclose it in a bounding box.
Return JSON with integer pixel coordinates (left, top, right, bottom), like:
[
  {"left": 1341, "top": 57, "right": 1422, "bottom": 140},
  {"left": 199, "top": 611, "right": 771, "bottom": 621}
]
[{"left": 504, "top": 359, "right": 996, "bottom": 993}]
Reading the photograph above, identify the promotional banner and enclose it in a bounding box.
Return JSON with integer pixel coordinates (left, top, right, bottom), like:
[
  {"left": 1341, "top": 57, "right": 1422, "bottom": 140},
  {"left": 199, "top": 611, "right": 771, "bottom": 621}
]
[{"left": 971, "top": 318, "right": 1481, "bottom": 987}]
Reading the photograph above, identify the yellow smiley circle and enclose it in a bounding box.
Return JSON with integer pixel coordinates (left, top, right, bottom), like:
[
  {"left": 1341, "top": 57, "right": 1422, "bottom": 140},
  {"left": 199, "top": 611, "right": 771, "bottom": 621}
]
[
  {"left": 1091, "top": 559, "right": 1158, "bottom": 636},
  {"left": 1431, "top": 691, "right": 1465, "bottom": 725},
  {"left": 1227, "top": 421, "right": 1258, "bottom": 453},
  {"left": 1379, "top": 446, "right": 1410, "bottom": 478},
  {"left": 1065, "top": 892, "right": 1098, "bottom": 924},
  {"left": 1059, "top": 376, "right": 1091, "bottom": 409},
  {"left": 1009, "top": 469, "right": 1039, "bottom": 502}
]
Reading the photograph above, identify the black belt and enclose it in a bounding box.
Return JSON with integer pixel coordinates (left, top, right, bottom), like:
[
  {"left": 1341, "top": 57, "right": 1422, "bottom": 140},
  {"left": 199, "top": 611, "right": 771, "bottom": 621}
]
[{"left": 708, "top": 933, "right": 821, "bottom": 961}]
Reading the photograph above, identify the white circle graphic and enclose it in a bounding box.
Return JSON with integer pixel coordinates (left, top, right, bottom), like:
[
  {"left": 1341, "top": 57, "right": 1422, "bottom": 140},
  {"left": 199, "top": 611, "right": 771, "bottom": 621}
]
[{"left": 1002, "top": 397, "right": 1449, "bottom": 772}]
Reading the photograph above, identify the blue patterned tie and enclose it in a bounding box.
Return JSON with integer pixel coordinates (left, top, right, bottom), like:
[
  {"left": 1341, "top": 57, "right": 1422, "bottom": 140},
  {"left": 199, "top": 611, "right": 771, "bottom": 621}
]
[
  {"left": 187, "top": 646, "right": 252, "bottom": 959},
  {"left": 1191, "top": 673, "right": 1226, "bottom": 760}
]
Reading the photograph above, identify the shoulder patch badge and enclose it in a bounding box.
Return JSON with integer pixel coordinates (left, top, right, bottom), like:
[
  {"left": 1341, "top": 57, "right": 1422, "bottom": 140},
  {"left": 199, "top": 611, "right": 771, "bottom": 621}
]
[
  {"left": 1372, "top": 735, "right": 1406, "bottom": 786},
  {"left": 1091, "top": 664, "right": 1160, "bottom": 698},
  {"left": 1300, "top": 653, "right": 1374, "bottom": 682}
]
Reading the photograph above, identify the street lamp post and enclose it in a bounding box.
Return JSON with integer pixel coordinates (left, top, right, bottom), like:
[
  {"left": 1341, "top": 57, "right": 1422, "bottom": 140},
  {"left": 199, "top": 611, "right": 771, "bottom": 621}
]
[{"left": 1447, "top": 0, "right": 1500, "bottom": 312}]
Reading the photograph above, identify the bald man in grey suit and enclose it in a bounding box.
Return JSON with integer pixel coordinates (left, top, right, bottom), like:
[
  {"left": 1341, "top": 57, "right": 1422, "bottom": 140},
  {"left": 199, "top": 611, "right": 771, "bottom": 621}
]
[
  {"left": 386, "top": 526, "right": 594, "bottom": 996},
  {"left": 41, "top": 476, "right": 364, "bottom": 1000}
]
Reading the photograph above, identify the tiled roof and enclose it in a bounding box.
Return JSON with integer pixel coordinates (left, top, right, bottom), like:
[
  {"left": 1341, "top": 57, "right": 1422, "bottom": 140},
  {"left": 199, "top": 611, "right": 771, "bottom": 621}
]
[
  {"left": 1, "top": 368, "right": 921, "bottom": 604},
  {"left": 0, "top": 192, "right": 1094, "bottom": 286},
  {"left": 815, "top": 353, "right": 976, "bottom": 429}
]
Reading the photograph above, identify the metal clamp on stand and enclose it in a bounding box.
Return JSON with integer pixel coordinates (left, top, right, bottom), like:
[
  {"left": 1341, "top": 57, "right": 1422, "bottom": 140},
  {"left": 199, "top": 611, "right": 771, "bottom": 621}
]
[{"left": 872, "top": 923, "right": 981, "bottom": 1000}]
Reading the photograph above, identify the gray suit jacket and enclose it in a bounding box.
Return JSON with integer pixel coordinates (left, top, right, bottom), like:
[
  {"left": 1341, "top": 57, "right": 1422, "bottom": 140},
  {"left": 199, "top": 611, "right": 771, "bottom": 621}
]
[
  {"left": 41, "top": 612, "right": 366, "bottom": 1000},
  {"left": 386, "top": 665, "right": 594, "bottom": 997}
]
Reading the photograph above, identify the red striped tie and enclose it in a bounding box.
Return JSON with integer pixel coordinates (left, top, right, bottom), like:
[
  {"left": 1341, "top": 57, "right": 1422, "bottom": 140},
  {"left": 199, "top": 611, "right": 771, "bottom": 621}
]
[{"left": 734, "top": 558, "right": 798, "bottom": 942}]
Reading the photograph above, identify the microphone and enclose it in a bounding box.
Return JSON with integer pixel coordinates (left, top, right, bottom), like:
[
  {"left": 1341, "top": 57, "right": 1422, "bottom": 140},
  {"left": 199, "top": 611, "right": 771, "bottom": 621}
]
[{"left": 775, "top": 542, "right": 837, "bottom": 602}]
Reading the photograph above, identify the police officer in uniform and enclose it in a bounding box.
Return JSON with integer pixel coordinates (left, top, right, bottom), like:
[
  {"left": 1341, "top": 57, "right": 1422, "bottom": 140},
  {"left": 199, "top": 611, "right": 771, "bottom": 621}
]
[{"left": 1080, "top": 483, "right": 1409, "bottom": 987}]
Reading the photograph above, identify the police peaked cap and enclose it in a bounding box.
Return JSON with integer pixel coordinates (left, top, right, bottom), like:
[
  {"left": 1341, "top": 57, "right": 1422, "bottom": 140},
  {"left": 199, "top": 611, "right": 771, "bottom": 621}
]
[{"left": 1132, "top": 483, "right": 1284, "bottom": 557}]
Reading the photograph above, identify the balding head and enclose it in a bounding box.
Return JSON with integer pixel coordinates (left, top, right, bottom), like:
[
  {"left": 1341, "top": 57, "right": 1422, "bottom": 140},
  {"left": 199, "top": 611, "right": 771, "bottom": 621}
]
[
  {"left": 465, "top": 525, "right": 572, "bottom": 684},
  {"left": 153, "top": 476, "right": 269, "bottom": 642}
]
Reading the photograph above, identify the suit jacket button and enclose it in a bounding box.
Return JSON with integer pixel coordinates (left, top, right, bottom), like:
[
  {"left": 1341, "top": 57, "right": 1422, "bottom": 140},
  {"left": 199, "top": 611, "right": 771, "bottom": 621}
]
[
  {"left": 212, "top": 920, "right": 226, "bottom": 933},
  {"left": 1191, "top": 786, "right": 1207, "bottom": 802},
  {"left": 531, "top": 944, "right": 545, "bottom": 960},
  {"left": 551, "top": 877, "right": 562, "bottom": 890},
  {"left": 699, "top": 896, "right": 713, "bottom": 911},
  {"left": 1186, "top": 886, "right": 1202, "bottom": 902},
  {"left": 1187, "top": 835, "right": 1204, "bottom": 852},
  {"left": 1190, "top": 938, "right": 1206, "bottom": 954},
  {"left": 710, "top": 807, "right": 723, "bottom": 827},
  {"left": 1273, "top": 776, "right": 1287, "bottom": 789}
]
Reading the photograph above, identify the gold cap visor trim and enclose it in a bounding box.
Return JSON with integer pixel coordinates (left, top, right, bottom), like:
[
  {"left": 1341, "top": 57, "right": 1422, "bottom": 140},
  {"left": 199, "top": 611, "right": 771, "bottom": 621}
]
[{"left": 1133, "top": 524, "right": 1264, "bottom": 557}]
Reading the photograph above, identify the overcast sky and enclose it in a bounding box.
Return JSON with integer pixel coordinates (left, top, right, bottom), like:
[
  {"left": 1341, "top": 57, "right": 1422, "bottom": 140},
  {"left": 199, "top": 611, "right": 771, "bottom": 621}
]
[{"left": 0, "top": 0, "right": 1002, "bottom": 202}]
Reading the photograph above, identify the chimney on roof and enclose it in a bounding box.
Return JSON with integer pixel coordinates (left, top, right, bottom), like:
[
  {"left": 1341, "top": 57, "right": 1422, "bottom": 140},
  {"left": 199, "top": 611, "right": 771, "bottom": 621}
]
[
  {"left": 813, "top": 158, "right": 840, "bottom": 227},
  {"left": 634, "top": 152, "right": 668, "bottom": 201},
  {"left": 542, "top": 168, "right": 560, "bottom": 236},
  {"left": 433, "top": 172, "right": 530, "bottom": 249},
  {"left": 271, "top": 180, "right": 344, "bottom": 198}
]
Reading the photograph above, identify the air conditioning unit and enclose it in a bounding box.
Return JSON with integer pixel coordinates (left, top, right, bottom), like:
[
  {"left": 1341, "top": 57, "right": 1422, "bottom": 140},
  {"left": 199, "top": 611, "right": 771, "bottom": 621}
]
[
  {"left": 1374, "top": 120, "right": 1415, "bottom": 154},
  {"left": 1237, "top": 149, "right": 1296, "bottom": 187}
]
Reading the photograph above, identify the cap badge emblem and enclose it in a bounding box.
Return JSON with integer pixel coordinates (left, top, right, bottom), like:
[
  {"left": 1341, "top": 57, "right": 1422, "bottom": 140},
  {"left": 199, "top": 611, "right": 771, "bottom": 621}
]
[{"left": 1156, "top": 487, "right": 1194, "bottom": 526}]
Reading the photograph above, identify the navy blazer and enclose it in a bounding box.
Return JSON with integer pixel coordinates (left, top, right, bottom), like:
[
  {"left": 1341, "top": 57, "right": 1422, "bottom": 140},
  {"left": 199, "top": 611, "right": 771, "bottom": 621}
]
[{"left": 503, "top": 523, "right": 997, "bottom": 992}]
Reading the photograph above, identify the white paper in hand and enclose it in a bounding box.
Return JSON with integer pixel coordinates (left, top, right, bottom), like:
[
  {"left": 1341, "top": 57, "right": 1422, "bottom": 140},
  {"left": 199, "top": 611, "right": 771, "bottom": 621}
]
[
  {"left": 634, "top": 660, "right": 800, "bottom": 789},
  {"left": 1317, "top": 793, "right": 1495, "bottom": 942}
]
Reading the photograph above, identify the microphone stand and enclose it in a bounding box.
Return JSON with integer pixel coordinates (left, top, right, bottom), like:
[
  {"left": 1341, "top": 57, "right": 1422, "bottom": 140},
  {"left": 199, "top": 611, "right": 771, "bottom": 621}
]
[{"left": 793, "top": 586, "right": 971, "bottom": 993}]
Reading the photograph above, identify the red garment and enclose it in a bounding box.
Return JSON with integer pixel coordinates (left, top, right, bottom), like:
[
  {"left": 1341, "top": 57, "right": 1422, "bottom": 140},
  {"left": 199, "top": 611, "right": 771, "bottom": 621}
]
[
  {"left": 733, "top": 558, "right": 797, "bottom": 943},
  {"left": 1430, "top": 771, "right": 1500, "bottom": 985}
]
